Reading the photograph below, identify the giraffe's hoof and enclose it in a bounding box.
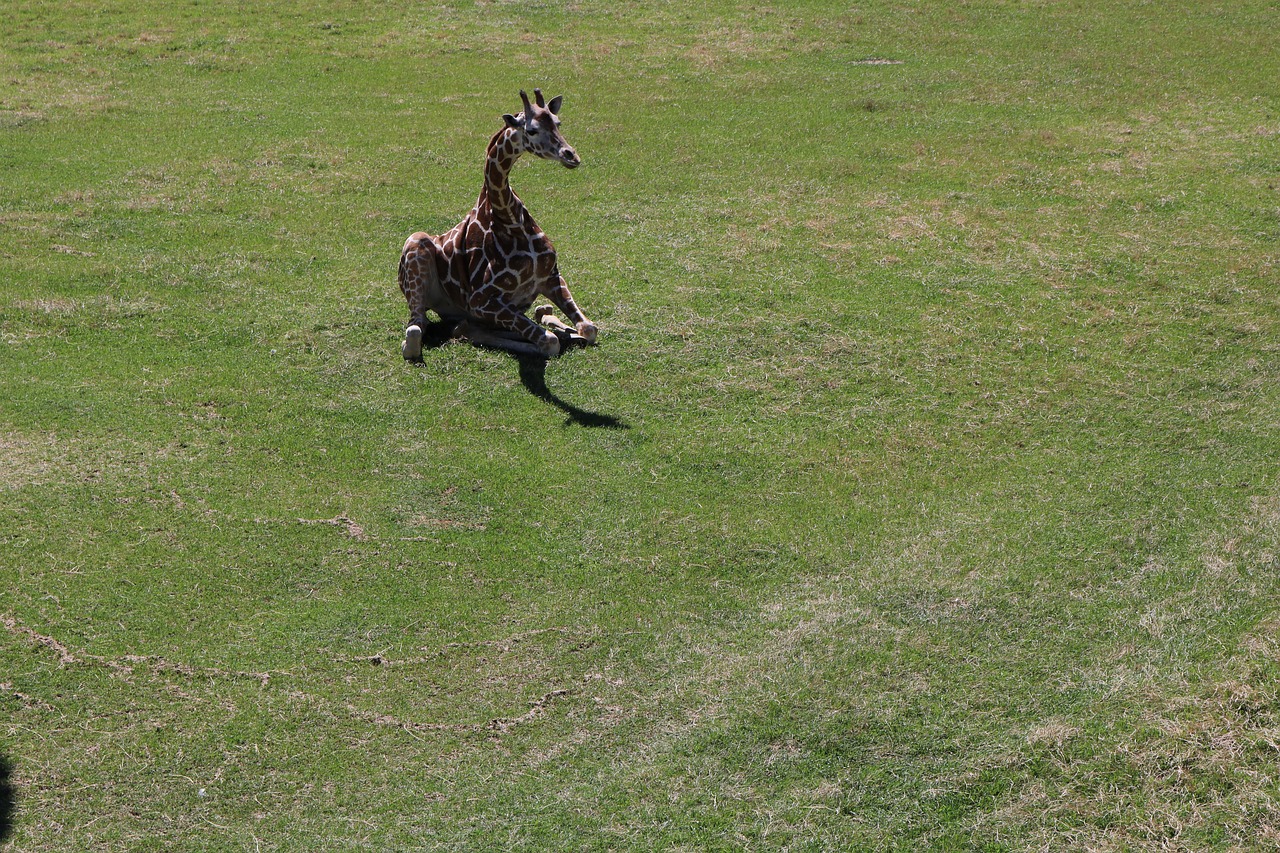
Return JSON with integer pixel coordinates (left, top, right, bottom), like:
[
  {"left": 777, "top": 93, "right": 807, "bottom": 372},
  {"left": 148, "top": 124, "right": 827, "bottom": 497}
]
[
  {"left": 534, "top": 305, "right": 556, "bottom": 323},
  {"left": 551, "top": 326, "right": 577, "bottom": 349},
  {"left": 402, "top": 324, "right": 424, "bottom": 362}
]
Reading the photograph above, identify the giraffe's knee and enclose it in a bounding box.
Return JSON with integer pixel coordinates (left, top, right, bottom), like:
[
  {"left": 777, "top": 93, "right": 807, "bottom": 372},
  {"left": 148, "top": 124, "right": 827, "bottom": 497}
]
[
  {"left": 535, "top": 328, "right": 561, "bottom": 357},
  {"left": 402, "top": 232, "right": 432, "bottom": 254}
]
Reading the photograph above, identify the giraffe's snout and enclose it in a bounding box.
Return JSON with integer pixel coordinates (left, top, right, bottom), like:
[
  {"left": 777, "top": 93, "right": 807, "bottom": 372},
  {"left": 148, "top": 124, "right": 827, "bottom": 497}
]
[{"left": 561, "top": 148, "right": 580, "bottom": 168}]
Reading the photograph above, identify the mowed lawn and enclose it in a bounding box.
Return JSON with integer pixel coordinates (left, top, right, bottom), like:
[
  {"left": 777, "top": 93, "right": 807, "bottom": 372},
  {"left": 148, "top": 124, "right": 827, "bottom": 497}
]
[{"left": 2, "top": 0, "right": 1278, "bottom": 848}]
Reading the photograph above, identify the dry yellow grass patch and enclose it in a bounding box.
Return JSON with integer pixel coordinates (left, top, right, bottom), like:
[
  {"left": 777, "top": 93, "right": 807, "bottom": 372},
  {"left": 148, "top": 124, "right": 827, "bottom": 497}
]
[
  {"left": 11, "top": 297, "right": 80, "bottom": 314},
  {"left": 1026, "top": 720, "right": 1082, "bottom": 749},
  {"left": 0, "top": 432, "right": 61, "bottom": 491}
]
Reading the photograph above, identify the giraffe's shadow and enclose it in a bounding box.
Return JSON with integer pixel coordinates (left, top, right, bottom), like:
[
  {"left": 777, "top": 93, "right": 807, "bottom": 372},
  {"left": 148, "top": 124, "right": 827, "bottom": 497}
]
[
  {"left": 515, "top": 353, "right": 627, "bottom": 430},
  {"left": 414, "top": 319, "right": 464, "bottom": 351},
  {"left": 415, "top": 320, "right": 627, "bottom": 429}
]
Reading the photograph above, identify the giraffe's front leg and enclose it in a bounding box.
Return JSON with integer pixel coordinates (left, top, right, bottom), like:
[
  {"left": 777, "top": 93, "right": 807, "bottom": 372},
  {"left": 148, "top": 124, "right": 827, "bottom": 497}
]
[
  {"left": 545, "top": 272, "right": 597, "bottom": 344},
  {"left": 468, "top": 288, "right": 561, "bottom": 357},
  {"left": 534, "top": 305, "right": 572, "bottom": 332},
  {"left": 534, "top": 306, "right": 595, "bottom": 353}
]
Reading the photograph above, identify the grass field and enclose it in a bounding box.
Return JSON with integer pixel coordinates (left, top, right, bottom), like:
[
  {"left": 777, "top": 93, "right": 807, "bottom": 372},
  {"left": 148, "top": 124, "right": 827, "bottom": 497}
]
[{"left": 2, "top": 0, "right": 1278, "bottom": 848}]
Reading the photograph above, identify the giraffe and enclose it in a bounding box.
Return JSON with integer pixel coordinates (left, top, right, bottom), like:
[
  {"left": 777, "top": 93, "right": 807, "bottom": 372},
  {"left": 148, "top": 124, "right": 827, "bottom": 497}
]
[{"left": 397, "top": 89, "right": 598, "bottom": 360}]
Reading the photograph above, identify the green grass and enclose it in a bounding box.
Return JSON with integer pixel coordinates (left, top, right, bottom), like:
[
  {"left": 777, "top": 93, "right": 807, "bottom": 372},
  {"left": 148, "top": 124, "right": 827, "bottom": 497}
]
[{"left": 2, "top": 0, "right": 1278, "bottom": 848}]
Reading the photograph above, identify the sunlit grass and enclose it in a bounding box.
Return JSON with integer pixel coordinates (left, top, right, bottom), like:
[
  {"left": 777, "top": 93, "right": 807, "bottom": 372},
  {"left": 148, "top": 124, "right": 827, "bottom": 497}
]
[{"left": 2, "top": 0, "right": 1278, "bottom": 848}]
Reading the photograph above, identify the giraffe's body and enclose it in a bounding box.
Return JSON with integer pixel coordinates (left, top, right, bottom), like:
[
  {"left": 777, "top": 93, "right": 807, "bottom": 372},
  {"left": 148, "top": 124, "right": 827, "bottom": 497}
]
[{"left": 398, "top": 90, "right": 596, "bottom": 359}]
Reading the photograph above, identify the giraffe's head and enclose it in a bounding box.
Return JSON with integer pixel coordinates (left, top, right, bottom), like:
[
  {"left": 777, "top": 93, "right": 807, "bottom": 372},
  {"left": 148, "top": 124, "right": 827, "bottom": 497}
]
[{"left": 503, "top": 89, "right": 580, "bottom": 169}]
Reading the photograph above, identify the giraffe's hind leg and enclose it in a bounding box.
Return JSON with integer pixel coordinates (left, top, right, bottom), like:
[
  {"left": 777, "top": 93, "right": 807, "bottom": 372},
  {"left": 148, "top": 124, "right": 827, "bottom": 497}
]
[
  {"left": 399, "top": 234, "right": 461, "bottom": 362},
  {"left": 402, "top": 316, "right": 464, "bottom": 361},
  {"left": 534, "top": 305, "right": 571, "bottom": 331},
  {"left": 402, "top": 323, "right": 425, "bottom": 362}
]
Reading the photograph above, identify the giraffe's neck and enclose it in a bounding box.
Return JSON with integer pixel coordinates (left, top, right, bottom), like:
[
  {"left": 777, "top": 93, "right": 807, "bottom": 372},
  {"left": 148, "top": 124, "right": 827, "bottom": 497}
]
[{"left": 480, "top": 127, "right": 525, "bottom": 222}]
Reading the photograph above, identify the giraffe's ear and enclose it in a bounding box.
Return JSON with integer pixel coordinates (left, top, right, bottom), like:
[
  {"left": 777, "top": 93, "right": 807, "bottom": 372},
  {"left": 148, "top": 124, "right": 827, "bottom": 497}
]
[
  {"left": 502, "top": 113, "right": 521, "bottom": 129},
  {"left": 547, "top": 95, "right": 563, "bottom": 116}
]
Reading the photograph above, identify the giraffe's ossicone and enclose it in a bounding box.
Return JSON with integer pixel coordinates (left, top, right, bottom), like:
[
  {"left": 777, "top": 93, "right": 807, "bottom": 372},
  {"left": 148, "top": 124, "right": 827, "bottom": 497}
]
[{"left": 397, "top": 89, "right": 598, "bottom": 360}]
